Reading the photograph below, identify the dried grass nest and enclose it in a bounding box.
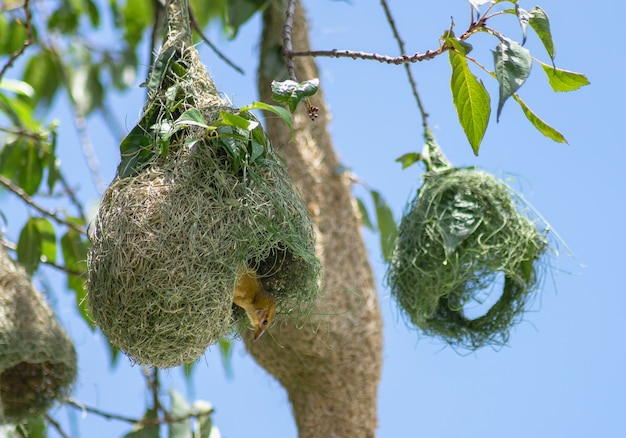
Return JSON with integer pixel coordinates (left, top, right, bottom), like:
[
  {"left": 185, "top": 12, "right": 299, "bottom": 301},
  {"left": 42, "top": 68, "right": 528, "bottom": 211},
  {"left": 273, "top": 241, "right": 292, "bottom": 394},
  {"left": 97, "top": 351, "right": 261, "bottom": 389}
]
[
  {"left": 0, "top": 246, "right": 77, "bottom": 423},
  {"left": 88, "top": 43, "right": 320, "bottom": 368},
  {"left": 387, "top": 168, "right": 548, "bottom": 350}
]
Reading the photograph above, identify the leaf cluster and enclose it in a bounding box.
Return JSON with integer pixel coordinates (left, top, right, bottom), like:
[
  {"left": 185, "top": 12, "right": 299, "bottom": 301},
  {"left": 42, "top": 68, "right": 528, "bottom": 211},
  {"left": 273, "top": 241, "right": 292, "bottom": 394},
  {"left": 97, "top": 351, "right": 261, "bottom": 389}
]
[{"left": 445, "top": 1, "right": 589, "bottom": 154}]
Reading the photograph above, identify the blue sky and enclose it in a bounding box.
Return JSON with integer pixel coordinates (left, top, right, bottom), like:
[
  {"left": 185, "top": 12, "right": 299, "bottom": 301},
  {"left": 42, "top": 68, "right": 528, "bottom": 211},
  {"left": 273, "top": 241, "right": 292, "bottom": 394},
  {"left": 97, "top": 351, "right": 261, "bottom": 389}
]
[{"left": 3, "top": 0, "right": 625, "bottom": 437}]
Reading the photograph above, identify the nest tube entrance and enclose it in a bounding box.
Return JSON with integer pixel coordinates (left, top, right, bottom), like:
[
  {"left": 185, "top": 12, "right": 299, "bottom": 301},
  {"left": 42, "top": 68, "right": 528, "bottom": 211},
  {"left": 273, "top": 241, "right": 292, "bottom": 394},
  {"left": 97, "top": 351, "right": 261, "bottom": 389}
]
[
  {"left": 0, "top": 245, "right": 77, "bottom": 423},
  {"left": 387, "top": 168, "right": 548, "bottom": 349}
]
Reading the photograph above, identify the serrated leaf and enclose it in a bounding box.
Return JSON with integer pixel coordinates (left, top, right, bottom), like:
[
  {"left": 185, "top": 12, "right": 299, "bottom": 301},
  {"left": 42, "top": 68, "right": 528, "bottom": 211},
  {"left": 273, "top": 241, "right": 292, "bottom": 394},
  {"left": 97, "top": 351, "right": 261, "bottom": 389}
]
[
  {"left": 34, "top": 217, "right": 56, "bottom": 264},
  {"left": 356, "top": 198, "right": 375, "bottom": 231},
  {"left": 493, "top": 37, "right": 531, "bottom": 122},
  {"left": 371, "top": 190, "right": 397, "bottom": 262},
  {"left": 169, "top": 389, "right": 192, "bottom": 438},
  {"left": 448, "top": 48, "right": 491, "bottom": 155},
  {"left": 395, "top": 152, "right": 422, "bottom": 169},
  {"left": 513, "top": 94, "right": 567, "bottom": 143},
  {"left": 17, "top": 218, "right": 42, "bottom": 275},
  {"left": 528, "top": 6, "right": 555, "bottom": 63},
  {"left": 539, "top": 62, "right": 590, "bottom": 92},
  {"left": 271, "top": 78, "right": 319, "bottom": 113}
]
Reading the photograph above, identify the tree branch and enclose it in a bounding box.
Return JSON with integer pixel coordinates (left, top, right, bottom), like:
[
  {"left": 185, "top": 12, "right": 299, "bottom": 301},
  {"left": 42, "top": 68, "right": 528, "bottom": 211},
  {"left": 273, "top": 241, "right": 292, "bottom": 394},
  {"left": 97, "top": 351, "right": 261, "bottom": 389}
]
[
  {"left": 0, "top": 175, "right": 87, "bottom": 236},
  {"left": 283, "top": 0, "right": 298, "bottom": 82},
  {"left": 45, "top": 414, "right": 71, "bottom": 438},
  {"left": 379, "top": 0, "right": 430, "bottom": 131},
  {"left": 0, "top": 0, "right": 34, "bottom": 82}
]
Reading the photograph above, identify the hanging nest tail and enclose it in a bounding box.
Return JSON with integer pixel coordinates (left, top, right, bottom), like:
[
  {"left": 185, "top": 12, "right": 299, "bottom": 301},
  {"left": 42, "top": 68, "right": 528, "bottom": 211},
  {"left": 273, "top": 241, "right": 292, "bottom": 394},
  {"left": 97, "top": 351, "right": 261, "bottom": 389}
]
[
  {"left": 88, "top": 3, "right": 320, "bottom": 368},
  {"left": 0, "top": 245, "right": 77, "bottom": 423},
  {"left": 387, "top": 168, "right": 548, "bottom": 350}
]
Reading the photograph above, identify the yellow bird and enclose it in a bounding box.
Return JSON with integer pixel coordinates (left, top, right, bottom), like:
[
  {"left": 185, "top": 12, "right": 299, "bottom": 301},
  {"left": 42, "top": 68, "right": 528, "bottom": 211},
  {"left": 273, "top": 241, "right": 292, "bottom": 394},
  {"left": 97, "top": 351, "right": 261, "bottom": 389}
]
[{"left": 233, "top": 268, "right": 276, "bottom": 340}]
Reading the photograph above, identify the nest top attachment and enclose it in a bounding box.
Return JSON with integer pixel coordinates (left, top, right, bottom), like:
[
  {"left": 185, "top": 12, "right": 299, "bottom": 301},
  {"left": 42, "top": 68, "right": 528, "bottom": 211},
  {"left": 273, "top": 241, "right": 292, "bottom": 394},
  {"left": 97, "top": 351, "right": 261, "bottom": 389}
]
[
  {"left": 387, "top": 168, "right": 548, "bottom": 350},
  {"left": 88, "top": 28, "right": 320, "bottom": 367}
]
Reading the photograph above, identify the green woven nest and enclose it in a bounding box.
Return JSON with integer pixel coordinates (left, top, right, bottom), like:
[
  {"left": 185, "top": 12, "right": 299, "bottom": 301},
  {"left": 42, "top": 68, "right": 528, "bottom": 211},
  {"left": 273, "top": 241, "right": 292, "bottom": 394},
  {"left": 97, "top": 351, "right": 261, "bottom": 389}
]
[
  {"left": 88, "top": 43, "right": 320, "bottom": 368},
  {"left": 0, "top": 246, "right": 77, "bottom": 423},
  {"left": 387, "top": 168, "right": 547, "bottom": 350}
]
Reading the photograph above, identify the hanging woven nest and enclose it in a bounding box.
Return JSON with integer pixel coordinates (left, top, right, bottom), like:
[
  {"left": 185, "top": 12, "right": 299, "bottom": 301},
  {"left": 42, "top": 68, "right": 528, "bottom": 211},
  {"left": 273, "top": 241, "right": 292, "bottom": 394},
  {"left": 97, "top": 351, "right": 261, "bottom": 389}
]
[
  {"left": 87, "top": 2, "right": 320, "bottom": 368},
  {"left": 387, "top": 168, "right": 548, "bottom": 350},
  {"left": 0, "top": 245, "right": 77, "bottom": 424}
]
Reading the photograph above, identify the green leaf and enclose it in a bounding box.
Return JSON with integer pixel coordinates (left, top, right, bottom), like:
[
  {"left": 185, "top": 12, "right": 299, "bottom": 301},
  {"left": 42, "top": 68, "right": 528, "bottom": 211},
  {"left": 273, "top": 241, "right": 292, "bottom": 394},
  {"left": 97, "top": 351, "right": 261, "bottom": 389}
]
[
  {"left": 219, "top": 111, "right": 259, "bottom": 131},
  {"left": 439, "top": 191, "right": 482, "bottom": 257},
  {"left": 371, "top": 190, "right": 397, "bottom": 263},
  {"left": 124, "top": 408, "right": 160, "bottom": 438},
  {"left": 192, "top": 400, "right": 215, "bottom": 438},
  {"left": 169, "top": 390, "right": 192, "bottom": 438},
  {"left": 22, "top": 49, "right": 60, "bottom": 109},
  {"left": 117, "top": 110, "right": 159, "bottom": 178},
  {"left": 122, "top": 0, "right": 153, "bottom": 47},
  {"left": 271, "top": 79, "right": 319, "bottom": 113},
  {"left": 355, "top": 198, "right": 375, "bottom": 232},
  {"left": 61, "top": 229, "right": 94, "bottom": 329},
  {"left": 33, "top": 217, "right": 56, "bottom": 264},
  {"left": 0, "top": 78, "right": 35, "bottom": 98},
  {"left": 395, "top": 152, "right": 422, "bottom": 169},
  {"left": 71, "top": 63, "right": 104, "bottom": 115},
  {"left": 493, "top": 37, "right": 532, "bottom": 121},
  {"left": 227, "top": 0, "right": 269, "bottom": 39},
  {"left": 539, "top": 62, "right": 590, "bottom": 92},
  {"left": 17, "top": 218, "right": 42, "bottom": 275},
  {"left": 2, "top": 17, "right": 28, "bottom": 55},
  {"left": 528, "top": 6, "right": 555, "bottom": 63},
  {"left": 448, "top": 48, "right": 491, "bottom": 155},
  {"left": 218, "top": 337, "right": 233, "bottom": 379},
  {"left": 240, "top": 101, "right": 294, "bottom": 136},
  {"left": 175, "top": 108, "right": 209, "bottom": 128},
  {"left": 513, "top": 94, "right": 567, "bottom": 143},
  {"left": 16, "top": 415, "right": 47, "bottom": 438},
  {"left": 515, "top": 5, "right": 530, "bottom": 45},
  {"left": 22, "top": 139, "right": 45, "bottom": 195},
  {"left": 47, "top": 130, "right": 61, "bottom": 193}
]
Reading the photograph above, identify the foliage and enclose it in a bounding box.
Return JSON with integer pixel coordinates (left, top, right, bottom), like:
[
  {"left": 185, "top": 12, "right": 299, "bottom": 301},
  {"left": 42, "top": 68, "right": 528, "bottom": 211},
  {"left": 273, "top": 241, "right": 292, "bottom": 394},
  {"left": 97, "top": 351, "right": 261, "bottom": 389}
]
[{"left": 0, "top": 0, "right": 587, "bottom": 435}]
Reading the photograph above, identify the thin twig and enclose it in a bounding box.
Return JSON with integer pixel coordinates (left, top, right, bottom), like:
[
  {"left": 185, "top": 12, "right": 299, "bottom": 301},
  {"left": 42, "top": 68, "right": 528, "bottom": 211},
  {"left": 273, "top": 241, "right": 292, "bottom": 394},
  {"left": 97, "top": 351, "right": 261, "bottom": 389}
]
[
  {"left": 188, "top": 4, "right": 244, "bottom": 75},
  {"left": 65, "top": 399, "right": 139, "bottom": 424},
  {"left": 379, "top": 0, "right": 429, "bottom": 130},
  {"left": 45, "top": 414, "right": 71, "bottom": 438},
  {"left": 0, "top": 175, "right": 88, "bottom": 236},
  {"left": 0, "top": 0, "right": 34, "bottom": 82},
  {"left": 286, "top": 48, "right": 442, "bottom": 64},
  {"left": 57, "top": 173, "right": 88, "bottom": 223},
  {"left": 282, "top": 0, "right": 298, "bottom": 81},
  {"left": 4, "top": 238, "right": 87, "bottom": 276}
]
